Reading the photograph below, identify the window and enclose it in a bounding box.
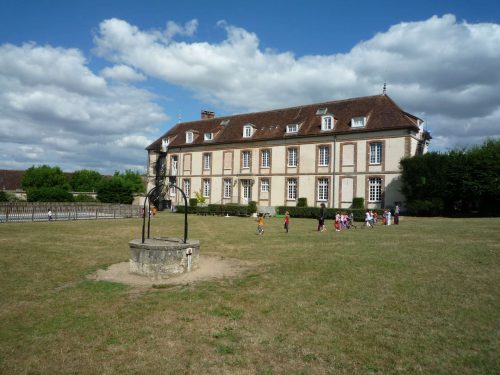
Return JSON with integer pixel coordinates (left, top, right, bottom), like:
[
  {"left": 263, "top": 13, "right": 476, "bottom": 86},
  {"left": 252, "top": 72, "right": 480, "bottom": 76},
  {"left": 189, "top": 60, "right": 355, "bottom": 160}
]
[
  {"left": 316, "top": 108, "right": 328, "bottom": 115},
  {"left": 183, "top": 179, "right": 190, "bottom": 197},
  {"left": 286, "top": 123, "right": 298, "bottom": 133},
  {"left": 204, "top": 132, "right": 213, "bottom": 141},
  {"left": 203, "top": 179, "right": 211, "bottom": 198},
  {"left": 170, "top": 184, "right": 176, "bottom": 197},
  {"left": 261, "top": 149, "right": 270, "bottom": 168},
  {"left": 223, "top": 179, "right": 232, "bottom": 199},
  {"left": 203, "top": 153, "right": 211, "bottom": 170},
  {"left": 287, "top": 178, "right": 297, "bottom": 200},
  {"left": 243, "top": 125, "right": 253, "bottom": 138},
  {"left": 321, "top": 116, "right": 334, "bottom": 131},
  {"left": 161, "top": 137, "right": 169, "bottom": 151},
  {"left": 287, "top": 148, "right": 298, "bottom": 167},
  {"left": 369, "top": 177, "right": 382, "bottom": 202},
  {"left": 261, "top": 178, "right": 270, "bottom": 193},
  {"left": 317, "top": 178, "right": 329, "bottom": 201},
  {"left": 351, "top": 116, "right": 366, "bottom": 128},
  {"left": 369, "top": 143, "right": 382, "bottom": 164},
  {"left": 242, "top": 151, "right": 251, "bottom": 169},
  {"left": 220, "top": 119, "right": 230, "bottom": 126},
  {"left": 318, "top": 146, "right": 330, "bottom": 166},
  {"left": 186, "top": 131, "right": 193, "bottom": 143}
]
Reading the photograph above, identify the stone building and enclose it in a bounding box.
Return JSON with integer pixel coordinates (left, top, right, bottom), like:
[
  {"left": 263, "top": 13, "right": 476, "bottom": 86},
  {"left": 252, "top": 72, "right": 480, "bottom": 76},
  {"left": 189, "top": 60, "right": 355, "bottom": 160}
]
[{"left": 145, "top": 94, "right": 430, "bottom": 210}]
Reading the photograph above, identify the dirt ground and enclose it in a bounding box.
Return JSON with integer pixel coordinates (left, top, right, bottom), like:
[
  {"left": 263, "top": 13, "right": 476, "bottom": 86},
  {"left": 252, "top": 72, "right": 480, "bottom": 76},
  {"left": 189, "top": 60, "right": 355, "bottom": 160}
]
[{"left": 88, "top": 254, "right": 254, "bottom": 287}]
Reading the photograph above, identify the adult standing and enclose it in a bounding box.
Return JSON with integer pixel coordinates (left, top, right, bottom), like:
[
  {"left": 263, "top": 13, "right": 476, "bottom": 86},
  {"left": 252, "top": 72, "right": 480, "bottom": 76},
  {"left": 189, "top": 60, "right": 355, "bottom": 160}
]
[
  {"left": 318, "top": 203, "right": 326, "bottom": 232},
  {"left": 394, "top": 205, "right": 400, "bottom": 225}
]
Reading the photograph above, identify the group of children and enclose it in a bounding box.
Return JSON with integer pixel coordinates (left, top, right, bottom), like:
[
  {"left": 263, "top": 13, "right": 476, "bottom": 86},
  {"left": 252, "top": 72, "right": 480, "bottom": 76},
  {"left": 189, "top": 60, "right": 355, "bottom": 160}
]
[{"left": 257, "top": 205, "right": 400, "bottom": 235}]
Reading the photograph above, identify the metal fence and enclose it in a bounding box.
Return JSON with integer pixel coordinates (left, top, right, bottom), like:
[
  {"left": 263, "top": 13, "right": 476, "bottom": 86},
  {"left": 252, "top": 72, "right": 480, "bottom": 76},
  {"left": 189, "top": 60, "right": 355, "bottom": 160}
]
[{"left": 0, "top": 202, "right": 142, "bottom": 223}]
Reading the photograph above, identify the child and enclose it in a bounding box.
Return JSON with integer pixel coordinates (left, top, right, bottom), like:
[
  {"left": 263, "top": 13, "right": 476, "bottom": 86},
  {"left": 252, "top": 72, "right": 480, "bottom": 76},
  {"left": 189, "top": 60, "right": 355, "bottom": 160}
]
[
  {"left": 257, "top": 213, "right": 264, "bottom": 235},
  {"left": 284, "top": 211, "right": 290, "bottom": 233}
]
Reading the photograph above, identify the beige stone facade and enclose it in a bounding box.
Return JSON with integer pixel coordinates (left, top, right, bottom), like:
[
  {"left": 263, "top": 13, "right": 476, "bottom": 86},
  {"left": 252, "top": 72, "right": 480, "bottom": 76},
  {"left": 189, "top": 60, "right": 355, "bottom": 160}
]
[{"left": 146, "top": 95, "right": 430, "bottom": 210}]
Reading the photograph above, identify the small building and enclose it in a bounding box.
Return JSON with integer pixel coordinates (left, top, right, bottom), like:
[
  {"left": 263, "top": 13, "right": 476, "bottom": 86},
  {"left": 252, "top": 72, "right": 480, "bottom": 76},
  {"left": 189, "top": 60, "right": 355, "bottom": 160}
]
[{"left": 145, "top": 94, "right": 430, "bottom": 210}]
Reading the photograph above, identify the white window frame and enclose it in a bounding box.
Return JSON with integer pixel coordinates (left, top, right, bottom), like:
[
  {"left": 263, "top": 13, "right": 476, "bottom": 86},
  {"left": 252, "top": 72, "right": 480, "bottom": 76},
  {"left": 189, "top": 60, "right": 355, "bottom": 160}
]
[
  {"left": 243, "top": 125, "right": 253, "bottom": 138},
  {"left": 242, "top": 151, "right": 251, "bottom": 169},
  {"left": 203, "top": 179, "right": 211, "bottom": 198},
  {"left": 287, "top": 148, "right": 298, "bottom": 167},
  {"left": 319, "top": 146, "right": 329, "bottom": 166},
  {"left": 287, "top": 178, "right": 297, "bottom": 200},
  {"left": 260, "top": 178, "right": 270, "bottom": 193},
  {"left": 223, "top": 179, "right": 232, "bottom": 199},
  {"left": 369, "top": 143, "right": 382, "bottom": 164},
  {"left": 203, "top": 153, "right": 211, "bottom": 170},
  {"left": 169, "top": 184, "right": 176, "bottom": 197},
  {"left": 369, "top": 177, "right": 382, "bottom": 202},
  {"left": 286, "top": 123, "right": 298, "bottom": 133},
  {"left": 186, "top": 131, "right": 193, "bottom": 143},
  {"left": 204, "top": 132, "right": 213, "bottom": 141},
  {"left": 261, "top": 149, "right": 270, "bottom": 168},
  {"left": 317, "top": 178, "right": 329, "bottom": 201},
  {"left": 161, "top": 137, "right": 169, "bottom": 151},
  {"left": 183, "top": 179, "right": 190, "bottom": 198},
  {"left": 351, "top": 116, "right": 366, "bottom": 128},
  {"left": 321, "top": 115, "right": 334, "bottom": 131}
]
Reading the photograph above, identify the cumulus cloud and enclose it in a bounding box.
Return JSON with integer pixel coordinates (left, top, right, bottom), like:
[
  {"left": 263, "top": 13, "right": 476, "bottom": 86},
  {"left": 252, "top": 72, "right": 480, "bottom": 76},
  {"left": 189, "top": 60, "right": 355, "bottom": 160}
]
[
  {"left": 0, "top": 43, "right": 167, "bottom": 173},
  {"left": 94, "top": 14, "right": 500, "bottom": 150},
  {"left": 100, "top": 64, "right": 146, "bottom": 82}
]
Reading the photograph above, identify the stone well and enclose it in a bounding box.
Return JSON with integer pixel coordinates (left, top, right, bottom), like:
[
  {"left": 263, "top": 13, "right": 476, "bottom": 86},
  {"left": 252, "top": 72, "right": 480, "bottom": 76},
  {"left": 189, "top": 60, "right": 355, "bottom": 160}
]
[{"left": 129, "top": 237, "right": 200, "bottom": 279}]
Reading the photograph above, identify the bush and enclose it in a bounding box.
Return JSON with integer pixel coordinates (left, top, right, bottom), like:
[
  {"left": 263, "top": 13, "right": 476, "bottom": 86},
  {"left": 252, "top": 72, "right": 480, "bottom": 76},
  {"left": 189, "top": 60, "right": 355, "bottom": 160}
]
[
  {"left": 406, "top": 199, "right": 444, "bottom": 216},
  {"left": 74, "top": 194, "right": 98, "bottom": 202},
  {"left": 189, "top": 198, "right": 198, "bottom": 207},
  {"left": 0, "top": 191, "right": 8, "bottom": 202},
  {"left": 27, "top": 187, "right": 74, "bottom": 202},
  {"left": 297, "top": 197, "right": 308, "bottom": 207},
  {"left": 352, "top": 197, "right": 364, "bottom": 209},
  {"left": 248, "top": 201, "right": 257, "bottom": 214},
  {"left": 97, "top": 179, "right": 133, "bottom": 204}
]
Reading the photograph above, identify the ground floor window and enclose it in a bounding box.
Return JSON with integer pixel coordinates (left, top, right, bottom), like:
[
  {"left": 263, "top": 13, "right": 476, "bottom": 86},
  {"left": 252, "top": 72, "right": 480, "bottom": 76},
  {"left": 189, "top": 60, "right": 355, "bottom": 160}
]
[
  {"left": 223, "top": 179, "right": 232, "bottom": 199},
  {"left": 260, "top": 178, "right": 270, "bottom": 192},
  {"left": 317, "top": 178, "right": 329, "bottom": 201},
  {"left": 287, "top": 178, "right": 297, "bottom": 200},
  {"left": 369, "top": 177, "right": 382, "bottom": 202},
  {"left": 203, "top": 179, "right": 211, "bottom": 198},
  {"left": 183, "top": 179, "right": 190, "bottom": 198}
]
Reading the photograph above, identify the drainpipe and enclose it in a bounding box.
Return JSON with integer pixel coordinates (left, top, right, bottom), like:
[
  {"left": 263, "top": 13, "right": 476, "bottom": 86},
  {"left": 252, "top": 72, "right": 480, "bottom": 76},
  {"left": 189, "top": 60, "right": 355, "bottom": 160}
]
[{"left": 332, "top": 135, "right": 337, "bottom": 208}]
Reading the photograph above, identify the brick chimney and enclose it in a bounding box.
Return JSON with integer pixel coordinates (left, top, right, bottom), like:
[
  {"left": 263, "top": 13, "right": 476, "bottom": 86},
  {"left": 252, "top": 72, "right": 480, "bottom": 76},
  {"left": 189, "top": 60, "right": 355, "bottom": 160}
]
[{"left": 201, "top": 110, "right": 215, "bottom": 119}]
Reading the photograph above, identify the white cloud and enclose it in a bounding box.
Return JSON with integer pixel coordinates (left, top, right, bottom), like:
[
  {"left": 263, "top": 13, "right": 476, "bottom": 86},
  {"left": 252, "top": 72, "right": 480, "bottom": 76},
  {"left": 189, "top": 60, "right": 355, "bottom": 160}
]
[
  {"left": 100, "top": 64, "right": 146, "bottom": 82},
  {"left": 0, "top": 43, "right": 167, "bottom": 173},
  {"left": 94, "top": 15, "right": 500, "bottom": 150}
]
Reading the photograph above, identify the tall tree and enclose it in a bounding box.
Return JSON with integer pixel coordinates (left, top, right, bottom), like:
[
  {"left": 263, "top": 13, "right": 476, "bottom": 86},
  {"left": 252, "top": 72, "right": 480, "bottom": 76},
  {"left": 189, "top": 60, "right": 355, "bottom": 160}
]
[
  {"left": 21, "top": 165, "right": 70, "bottom": 190},
  {"left": 70, "top": 170, "right": 103, "bottom": 192}
]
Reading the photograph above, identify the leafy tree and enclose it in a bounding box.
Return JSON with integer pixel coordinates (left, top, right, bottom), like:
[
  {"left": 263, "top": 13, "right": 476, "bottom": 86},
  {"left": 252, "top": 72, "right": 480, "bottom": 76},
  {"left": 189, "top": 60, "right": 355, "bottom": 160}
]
[
  {"left": 0, "top": 191, "right": 8, "bottom": 202},
  {"left": 70, "top": 170, "right": 103, "bottom": 192},
  {"left": 112, "top": 170, "right": 145, "bottom": 193},
  {"left": 21, "top": 165, "right": 70, "bottom": 190},
  {"left": 97, "top": 179, "right": 134, "bottom": 204}
]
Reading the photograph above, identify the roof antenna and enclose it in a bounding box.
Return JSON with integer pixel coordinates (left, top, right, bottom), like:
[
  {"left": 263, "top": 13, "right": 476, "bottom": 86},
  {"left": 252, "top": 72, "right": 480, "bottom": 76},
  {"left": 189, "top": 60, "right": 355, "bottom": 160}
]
[
  {"left": 382, "top": 81, "right": 387, "bottom": 96},
  {"left": 177, "top": 111, "right": 182, "bottom": 123}
]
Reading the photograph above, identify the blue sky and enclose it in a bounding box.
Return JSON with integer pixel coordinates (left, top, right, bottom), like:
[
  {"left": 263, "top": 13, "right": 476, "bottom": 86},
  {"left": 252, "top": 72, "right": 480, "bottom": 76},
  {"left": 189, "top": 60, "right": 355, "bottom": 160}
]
[{"left": 1, "top": 0, "right": 499, "bottom": 173}]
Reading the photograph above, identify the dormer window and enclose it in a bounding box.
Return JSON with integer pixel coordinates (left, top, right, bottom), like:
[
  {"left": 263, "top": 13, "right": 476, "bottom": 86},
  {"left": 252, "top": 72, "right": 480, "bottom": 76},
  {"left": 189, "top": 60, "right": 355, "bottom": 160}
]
[
  {"left": 161, "top": 137, "right": 169, "bottom": 151},
  {"left": 220, "top": 119, "right": 230, "bottom": 126},
  {"left": 316, "top": 108, "right": 328, "bottom": 115},
  {"left": 186, "top": 131, "right": 193, "bottom": 144},
  {"left": 243, "top": 124, "right": 253, "bottom": 138},
  {"left": 204, "top": 132, "right": 213, "bottom": 141},
  {"left": 351, "top": 116, "right": 366, "bottom": 128},
  {"left": 321, "top": 116, "right": 334, "bottom": 131},
  {"left": 286, "top": 123, "right": 298, "bottom": 134}
]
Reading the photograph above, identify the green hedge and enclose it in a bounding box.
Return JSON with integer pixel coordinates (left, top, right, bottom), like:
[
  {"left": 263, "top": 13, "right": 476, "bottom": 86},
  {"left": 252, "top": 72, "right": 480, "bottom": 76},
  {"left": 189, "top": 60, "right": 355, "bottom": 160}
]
[
  {"left": 176, "top": 203, "right": 249, "bottom": 216},
  {"left": 276, "top": 206, "right": 384, "bottom": 222}
]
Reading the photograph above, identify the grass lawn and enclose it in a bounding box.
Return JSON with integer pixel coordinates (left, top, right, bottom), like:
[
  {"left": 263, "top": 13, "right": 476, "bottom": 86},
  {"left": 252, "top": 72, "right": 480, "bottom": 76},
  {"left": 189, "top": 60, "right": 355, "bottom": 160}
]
[{"left": 0, "top": 214, "right": 498, "bottom": 374}]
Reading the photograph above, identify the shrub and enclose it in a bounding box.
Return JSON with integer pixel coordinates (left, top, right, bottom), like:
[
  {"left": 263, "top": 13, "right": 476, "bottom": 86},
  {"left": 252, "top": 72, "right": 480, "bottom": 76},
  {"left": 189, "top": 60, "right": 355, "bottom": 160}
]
[
  {"left": 74, "top": 194, "right": 98, "bottom": 202},
  {"left": 97, "top": 179, "right": 133, "bottom": 204},
  {"left": 27, "top": 187, "right": 74, "bottom": 202},
  {"left": 297, "top": 197, "right": 308, "bottom": 207},
  {"left": 406, "top": 199, "right": 444, "bottom": 216},
  {"left": 0, "top": 191, "right": 8, "bottom": 202},
  {"left": 352, "top": 197, "right": 364, "bottom": 209},
  {"left": 189, "top": 198, "right": 198, "bottom": 207},
  {"left": 248, "top": 201, "right": 257, "bottom": 214}
]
